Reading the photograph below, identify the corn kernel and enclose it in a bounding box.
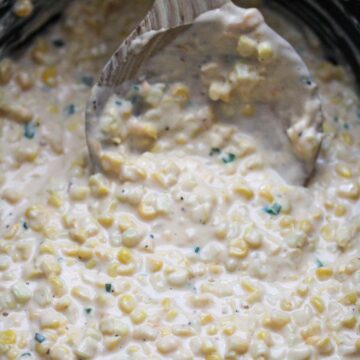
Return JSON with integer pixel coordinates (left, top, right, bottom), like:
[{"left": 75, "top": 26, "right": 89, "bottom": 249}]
[
  {"left": 97, "top": 215, "right": 114, "bottom": 228},
  {"left": 200, "top": 313, "right": 214, "bottom": 325},
  {"left": 130, "top": 309, "right": 147, "bottom": 324},
  {"left": 315, "top": 267, "right": 333, "bottom": 281},
  {"left": 237, "top": 35, "right": 257, "bottom": 57},
  {"left": 117, "top": 248, "right": 132, "bottom": 264},
  {"left": 166, "top": 309, "right": 178, "bottom": 321},
  {"left": 338, "top": 182, "right": 360, "bottom": 200},
  {"left": 334, "top": 204, "right": 347, "bottom": 217},
  {"left": 310, "top": 296, "right": 325, "bottom": 313},
  {"left": 47, "top": 192, "right": 62, "bottom": 208},
  {"left": 336, "top": 164, "right": 352, "bottom": 178},
  {"left": 355, "top": 339, "right": 360, "bottom": 353},
  {"left": 41, "top": 66, "right": 58, "bottom": 87},
  {"left": 342, "top": 315, "right": 356, "bottom": 329},
  {"left": 223, "top": 324, "right": 236, "bottom": 336},
  {"left": 263, "top": 312, "right": 290, "bottom": 330},
  {"left": 316, "top": 336, "right": 334, "bottom": 355},
  {"left": 170, "top": 83, "right": 190, "bottom": 104},
  {"left": 0, "top": 58, "right": 14, "bottom": 85},
  {"left": 301, "top": 322, "right": 321, "bottom": 340},
  {"left": 258, "top": 41, "right": 274, "bottom": 62},
  {"left": 241, "top": 104, "right": 256, "bottom": 117},
  {"left": 233, "top": 183, "right": 254, "bottom": 200},
  {"left": 228, "top": 239, "right": 248, "bottom": 259},
  {"left": 200, "top": 339, "right": 216, "bottom": 355},
  {"left": 340, "top": 292, "right": 357, "bottom": 306},
  {"left": 77, "top": 247, "right": 93, "bottom": 261},
  {"left": 146, "top": 257, "right": 163, "bottom": 272},
  {"left": 107, "top": 262, "right": 119, "bottom": 277},
  {"left": 13, "top": 0, "right": 34, "bottom": 17},
  {"left": 69, "top": 228, "right": 87, "bottom": 244},
  {"left": 339, "top": 132, "right": 353, "bottom": 145},
  {"left": 119, "top": 294, "right": 136, "bottom": 314},
  {"left": 0, "top": 330, "right": 16, "bottom": 345},
  {"left": 259, "top": 186, "right": 274, "bottom": 202},
  {"left": 89, "top": 174, "right": 110, "bottom": 197}
]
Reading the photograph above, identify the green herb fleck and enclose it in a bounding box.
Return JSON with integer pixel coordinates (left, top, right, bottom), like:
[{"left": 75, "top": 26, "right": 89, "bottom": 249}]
[
  {"left": 115, "top": 100, "right": 123, "bottom": 106},
  {"left": 343, "top": 123, "right": 349, "bottom": 130},
  {"left": 194, "top": 246, "right": 201, "bottom": 254},
  {"left": 209, "top": 148, "right": 221, "bottom": 156},
  {"left": 81, "top": 75, "right": 94, "bottom": 87},
  {"left": 64, "top": 104, "right": 75, "bottom": 116},
  {"left": 34, "top": 333, "right": 45, "bottom": 344},
  {"left": 263, "top": 203, "right": 282, "bottom": 216},
  {"left": 316, "top": 259, "right": 324, "bottom": 268},
  {"left": 222, "top": 153, "right": 236, "bottom": 164},
  {"left": 132, "top": 85, "right": 140, "bottom": 92},
  {"left": 105, "top": 283, "right": 112, "bottom": 293},
  {"left": 24, "top": 122, "right": 36, "bottom": 139},
  {"left": 22, "top": 221, "right": 28, "bottom": 230},
  {"left": 21, "top": 353, "right": 32, "bottom": 358},
  {"left": 85, "top": 308, "right": 92, "bottom": 314}
]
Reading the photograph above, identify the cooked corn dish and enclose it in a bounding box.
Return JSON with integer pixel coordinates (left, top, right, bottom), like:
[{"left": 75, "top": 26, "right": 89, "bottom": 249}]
[{"left": 0, "top": 1, "right": 359, "bottom": 359}]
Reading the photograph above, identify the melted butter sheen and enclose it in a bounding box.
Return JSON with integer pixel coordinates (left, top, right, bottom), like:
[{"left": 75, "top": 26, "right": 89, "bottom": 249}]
[{"left": 0, "top": 1, "right": 359, "bottom": 360}]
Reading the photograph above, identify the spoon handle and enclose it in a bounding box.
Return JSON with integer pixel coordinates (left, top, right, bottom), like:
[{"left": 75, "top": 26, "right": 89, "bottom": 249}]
[{"left": 147, "top": 0, "right": 231, "bottom": 31}]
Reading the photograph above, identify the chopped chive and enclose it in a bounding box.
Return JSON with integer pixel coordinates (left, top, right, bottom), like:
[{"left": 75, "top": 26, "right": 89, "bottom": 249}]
[
  {"left": 64, "top": 104, "right": 76, "bottom": 116},
  {"left": 222, "top": 153, "right": 236, "bottom": 164},
  {"left": 24, "top": 122, "right": 36, "bottom": 139},
  {"left": 22, "top": 221, "right": 28, "bottom": 230},
  {"left": 343, "top": 123, "right": 349, "bottom": 130},
  {"left": 194, "top": 246, "right": 201, "bottom": 254},
  {"left": 132, "top": 85, "right": 140, "bottom": 92},
  {"left": 81, "top": 75, "right": 94, "bottom": 87},
  {"left": 34, "top": 333, "right": 45, "bottom": 344},
  {"left": 263, "top": 203, "right": 282, "bottom": 216},
  {"left": 85, "top": 308, "right": 92, "bottom": 314},
  {"left": 21, "top": 353, "right": 32, "bottom": 358},
  {"left": 105, "top": 283, "right": 112, "bottom": 293},
  {"left": 316, "top": 259, "right": 324, "bottom": 268},
  {"left": 209, "top": 148, "right": 221, "bottom": 156},
  {"left": 115, "top": 100, "right": 123, "bottom": 106}
]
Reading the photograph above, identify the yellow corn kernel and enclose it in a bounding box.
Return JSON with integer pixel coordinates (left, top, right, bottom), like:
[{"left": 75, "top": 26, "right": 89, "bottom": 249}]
[
  {"left": 166, "top": 310, "right": 178, "bottom": 321},
  {"left": 334, "top": 204, "right": 347, "bottom": 217},
  {"left": 89, "top": 174, "right": 110, "bottom": 197},
  {"left": 206, "top": 353, "right": 222, "bottom": 360},
  {"left": 100, "top": 152, "right": 124, "bottom": 175},
  {"left": 130, "top": 309, "right": 147, "bottom": 324},
  {"left": 279, "top": 215, "right": 295, "bottom": 228},
  {"left": 336, "top": 164, "right": 352, "bottom": 178},
  {"left": 207, "top": 325, "right": 218, "bottom": 335},
  {"left": 316, "top": 336, "right": 334, "bottom": 355},
  {"left": 138, "top": 202, "right": 157, "bottom": 220},
  {"left": 259, "top": 186, "right": 274, "bottom": 202},
  {"left": 4, "top": 224, "right": 20, "bottom": 240},
  {"left": 39, "top": 242, "right": 56, "bottom": 255},
  {"left": 342, "top": 315, "right": 356, "bottom": 329},
  {"left": 200, "top": 339, "right": 216, "bottom": 355},
  {"left": 85, "top": 259, "right": 97, "bottom": 269},
  {"left": 223, "top": 324, "right": 236, "bottom": 336},
  {"left": 310, "top": 296, "right": 325, "bottom": 313},
  {"left": 0, "top": 330, "right": 16, "bottom": 345},
  {"left": 117, "top": 248, "right": 132, "bottom": 264},
  {"left": 257, "top": 330, "right": 272, "bottom": 346},
  {"left": 315, "top": 267, "right": 333, "bottom": 281},
  {"left": 47, "top": 192, "right": 62, "bottom": 208},
  {"left": 200, "top": 314, "right": 214, "bottom": 325},
  {"left": 49, "top": 276, "right": 66, "bottom": 297},
  {"left": 258, "top": 41, "right": 274, "bottom": 62},
  {"left": 119, "top": 295, "right": 136, "bottom": 314},
  {"left": 117, "top": 262, "right": 136, "bottom": 276},
  {"left": 41, "top": 66, "right": 58, "bottom": 87},
  {"left": 241, "top": 280, "right": 256, "bottom": 293},
  {"left": 263, "top": 312, "right": 290, "bottom": 330},
  {"left": 237, "top": 35, "right": 257, "bottom": 57},
  {"left": 338, "top": 182, "right": 360, "bottom": 200},
  {"left": 13, "top": 0, "right": 34, "bottom": 17},
  {"left": 355, "top": 339, "right": 360, "bottom": 353},
  {"left": 170, "top": 83, "right": 190, "bottom": 103},
  {"left": 339, "top": 132, "right": 353, "bottom": 145},
  {"left": 241, "top": 104, "right": 256, "bottom": 117},
  {"left": 228, "top": 239, "right": 249, "bottom": 259},
  {"left": 296, "top": 283, "right": 309, "bottom": 297},
  {"left": 69, "top": 228, "right": 87, "bottom": 244},
  {"left": 107, "top": 262, "right": 119, "bottom": 277},
  {"left": 299, "top": 220, "right": 313, "bottom": 234},
  {"left": 280, "top": 299, "right": 294, "bottom": 312},
  {"left": 320, "top": 224, "right": 336, "bottom": 241},
  {"left": 162, "top": 298, "right": 171, "bottom": 310},
  {"left": 0, "top": 58, "right": 13, "bottom": 85},
  {"left": 147, "top": 257, "right": 163, "bottom": 272},
  {"left": 16, "top": 70, "right": 33, "bottom": 90},
  {"left": 340, "top": 292, "right": 357, "bottom": 306},
  {"left": 209, "top": 81, "right": 232, "bottom": 103},
  {"left": 233, "top": 183, "right": 254, "bottom": 200},
  {"left": 301, "top": 322, "right": 321, "bottom": 340},
  {"left": 97, "top": 215, "right": 114, "bottom": 228},
  {"left": 117, "top": 215, "right": 135, "bottom": 232},
  {"left": 77, "top": 247, "right": 93, "bottom": 261}
]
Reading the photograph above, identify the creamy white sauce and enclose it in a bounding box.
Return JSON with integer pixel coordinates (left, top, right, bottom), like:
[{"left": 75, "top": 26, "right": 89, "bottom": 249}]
[{"left": 0, "top": 1, "right": 359, "bottom": 360}]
